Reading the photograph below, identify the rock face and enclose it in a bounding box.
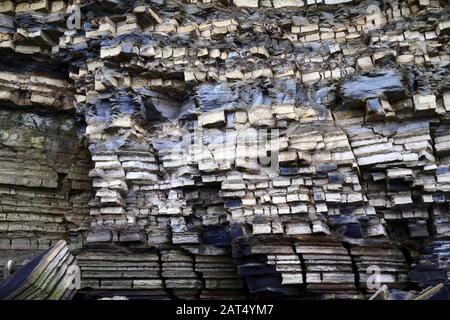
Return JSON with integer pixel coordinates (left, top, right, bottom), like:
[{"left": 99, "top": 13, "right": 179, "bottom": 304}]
[{"left": 1, "top": 0, "right": 450, "bottom": 299}]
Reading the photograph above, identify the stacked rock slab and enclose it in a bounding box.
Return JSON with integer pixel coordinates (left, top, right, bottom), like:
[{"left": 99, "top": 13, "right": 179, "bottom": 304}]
[
  {"left": 409, "top": 241, "right": 450, "bottom": 289},
  {"left": 76, "top": 248, "right": 169, "bottom": 299},
  {"left": 1, "top": 0, "right": 450, "bottom": 299},
  {"left": 0, "top": 67, "right": 93, "bottom": 279},
  {"left": 0, "top": 240, "right": 79, "bottom": 300}
]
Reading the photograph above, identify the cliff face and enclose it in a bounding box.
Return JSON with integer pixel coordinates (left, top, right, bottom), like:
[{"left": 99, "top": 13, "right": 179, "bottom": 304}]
[{"left": 1, "top": 0, "right": 450, "bottom": 299}]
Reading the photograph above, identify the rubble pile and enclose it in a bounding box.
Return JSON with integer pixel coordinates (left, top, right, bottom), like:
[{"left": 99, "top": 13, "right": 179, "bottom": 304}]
[{"left": 1, "top": 0, "right": 450, "bottom": 299}]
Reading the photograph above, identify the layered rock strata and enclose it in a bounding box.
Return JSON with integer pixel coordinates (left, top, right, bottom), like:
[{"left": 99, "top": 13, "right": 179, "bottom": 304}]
[{"left": 0, "top": 0, "right": 450, "bottom": 299}]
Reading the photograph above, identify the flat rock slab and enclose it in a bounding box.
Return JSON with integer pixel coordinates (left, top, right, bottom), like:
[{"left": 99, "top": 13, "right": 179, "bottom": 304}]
[{"left": 341, "top": 70, "right": 406, "bottom": 107}]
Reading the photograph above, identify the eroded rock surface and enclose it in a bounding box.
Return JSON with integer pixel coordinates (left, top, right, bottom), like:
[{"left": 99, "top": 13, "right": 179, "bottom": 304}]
[{"left": 1, "top": 0, "right": 450, "bottom": 299}]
